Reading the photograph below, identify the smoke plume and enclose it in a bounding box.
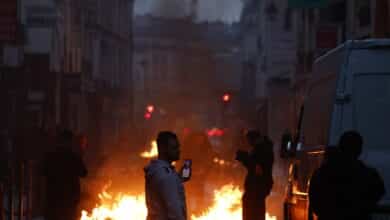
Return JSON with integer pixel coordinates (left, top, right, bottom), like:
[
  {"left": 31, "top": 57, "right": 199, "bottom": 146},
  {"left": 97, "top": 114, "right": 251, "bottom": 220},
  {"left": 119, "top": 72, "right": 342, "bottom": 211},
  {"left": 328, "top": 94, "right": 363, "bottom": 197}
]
[{"left": 134, "top": 0, "right": 243, "bottom": 23}]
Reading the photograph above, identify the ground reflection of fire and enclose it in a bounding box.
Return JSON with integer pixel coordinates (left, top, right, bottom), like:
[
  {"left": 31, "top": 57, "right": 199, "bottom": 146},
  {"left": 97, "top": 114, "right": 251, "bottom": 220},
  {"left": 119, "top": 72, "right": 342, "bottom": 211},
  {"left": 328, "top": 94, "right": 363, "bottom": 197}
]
[{"left": 81, "top": 184, "right": 277, "bottom": 220}]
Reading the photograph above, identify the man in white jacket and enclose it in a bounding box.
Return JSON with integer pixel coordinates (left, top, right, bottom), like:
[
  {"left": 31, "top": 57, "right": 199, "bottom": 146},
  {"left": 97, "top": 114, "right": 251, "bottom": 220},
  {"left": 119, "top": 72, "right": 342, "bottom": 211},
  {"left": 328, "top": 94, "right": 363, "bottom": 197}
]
[{"left": 145, "top": 131, "right": 187, "bottom": 220}]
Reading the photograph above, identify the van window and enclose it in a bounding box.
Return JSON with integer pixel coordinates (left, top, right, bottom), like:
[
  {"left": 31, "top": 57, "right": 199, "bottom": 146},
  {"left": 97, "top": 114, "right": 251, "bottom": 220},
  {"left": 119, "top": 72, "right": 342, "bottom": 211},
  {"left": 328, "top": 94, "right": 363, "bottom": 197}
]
[
  {"left": 353, "top": 74, "right": 390, "bottom": 150},
  {"left": 302, "top": 75, "right": 337, "bottom": 147}
]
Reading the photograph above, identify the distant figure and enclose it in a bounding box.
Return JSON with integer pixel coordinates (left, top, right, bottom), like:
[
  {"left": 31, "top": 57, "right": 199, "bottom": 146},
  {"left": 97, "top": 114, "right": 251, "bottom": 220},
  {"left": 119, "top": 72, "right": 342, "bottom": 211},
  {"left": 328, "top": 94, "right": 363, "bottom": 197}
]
[
  {"left": 43, "top": 129, "right": 88, "bottom": 220},
  {"left": 236, "top": 130, "right": 274, "bottom": 220},
  {"left": 309, "top": 131, "right": 385, "bottom": 220},
  {"left": 145, "top": 131, "right": 187, "bottom": 220}
]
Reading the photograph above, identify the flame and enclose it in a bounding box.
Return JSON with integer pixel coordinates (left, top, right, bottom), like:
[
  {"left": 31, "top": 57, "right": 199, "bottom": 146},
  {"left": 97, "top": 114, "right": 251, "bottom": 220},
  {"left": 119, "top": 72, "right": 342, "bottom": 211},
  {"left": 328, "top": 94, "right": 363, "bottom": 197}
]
[
  {"left": 81, "top": 190, "right": 147, "bottom": 220},
  {"left": 81, "top": 184, "right": 277, "bottom": 220},
  {"left": 140, "top": 140, "right": 158, "bottom": 158},
  {"left": 213, "top": 157, "right": 235, "bottom": 167},
  {"left": 191, "top": 184, "right": 242, "bottom": 220},
  {"left": 192, "top": 184, "right": 276, "bottom": 220}
]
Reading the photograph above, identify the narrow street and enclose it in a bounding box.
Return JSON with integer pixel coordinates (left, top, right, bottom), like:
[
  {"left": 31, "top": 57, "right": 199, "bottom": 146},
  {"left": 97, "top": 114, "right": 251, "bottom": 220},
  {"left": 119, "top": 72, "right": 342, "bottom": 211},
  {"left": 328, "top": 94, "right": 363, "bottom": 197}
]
[{"left": 1, "top": 0, "right": 390, "bottom": 220}]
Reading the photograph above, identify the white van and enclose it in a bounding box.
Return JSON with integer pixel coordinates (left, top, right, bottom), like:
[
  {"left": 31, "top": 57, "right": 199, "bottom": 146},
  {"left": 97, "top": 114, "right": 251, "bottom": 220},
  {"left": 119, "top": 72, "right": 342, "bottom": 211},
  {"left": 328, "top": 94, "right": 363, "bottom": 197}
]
[{"left": 284, "top": 39, "right": 390, "bottom": 220}]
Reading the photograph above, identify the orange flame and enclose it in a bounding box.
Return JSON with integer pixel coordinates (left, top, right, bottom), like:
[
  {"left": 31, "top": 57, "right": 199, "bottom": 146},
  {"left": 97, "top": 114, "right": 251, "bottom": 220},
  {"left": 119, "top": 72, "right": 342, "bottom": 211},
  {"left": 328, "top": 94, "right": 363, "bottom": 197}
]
[
  {"left": 140, "top": 140, "right": 158, "bottom": 158},
  {"left": 192, "top": 184, "right": 276, "bottom": 220},
  {"left": 213, "top": 157, "right": 235, "bottom": 167},
  {"left": 81, "top": 184, "right": 277, "bottom": 220},
  {"left": 81, "top": 190, "right": 147, "bottom": 220}
]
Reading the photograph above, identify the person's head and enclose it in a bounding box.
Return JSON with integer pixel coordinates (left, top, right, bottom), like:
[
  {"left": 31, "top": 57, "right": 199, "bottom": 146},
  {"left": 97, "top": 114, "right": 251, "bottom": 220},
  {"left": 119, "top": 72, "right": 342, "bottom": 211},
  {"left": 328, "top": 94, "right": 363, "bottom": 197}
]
[
  {"left": 338, "top": 130, "right": 363, "bottom": 160},
  {"left": 245, "top": 130, "right": 261, "bottom": 147},
  {"left": 157, "top": 131, "right": 180, "bottom": 162}
]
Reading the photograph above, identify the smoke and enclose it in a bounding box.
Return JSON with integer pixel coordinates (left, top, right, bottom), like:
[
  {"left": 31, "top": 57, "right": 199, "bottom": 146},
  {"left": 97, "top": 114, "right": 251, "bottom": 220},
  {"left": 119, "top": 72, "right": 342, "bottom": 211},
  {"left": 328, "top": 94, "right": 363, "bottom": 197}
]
[
  {"left": 134, "top": 0, "right": 243, "bottom": 23},
  {"left": 135, "top": 0, "right": 191, "bottom": 18},
  {"left": 196, "top": 0, "right": 242, "bottom": 23}
]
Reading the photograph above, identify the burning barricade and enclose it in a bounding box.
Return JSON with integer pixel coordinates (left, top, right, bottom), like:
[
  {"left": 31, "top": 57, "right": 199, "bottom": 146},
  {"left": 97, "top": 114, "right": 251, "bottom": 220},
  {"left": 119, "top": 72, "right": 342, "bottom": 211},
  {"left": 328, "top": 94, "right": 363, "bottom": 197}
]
[
  {"left": 81, "top": 184, "right": 276, "bottom": 220},
  {"left": 81, "top": 138, "right": 277, "bottom": 220}
]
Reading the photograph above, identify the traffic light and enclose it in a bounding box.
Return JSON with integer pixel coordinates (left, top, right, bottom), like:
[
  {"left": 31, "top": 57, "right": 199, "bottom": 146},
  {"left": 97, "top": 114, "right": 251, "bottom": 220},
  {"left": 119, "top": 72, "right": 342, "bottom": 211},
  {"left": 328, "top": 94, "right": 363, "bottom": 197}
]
[
  {"left": 144, "top": 105, "right": 155, "bottom": 120},
  {"left": 144, "top": 112, "right": 152, "bottom": 120},
  {"left": 146, "top": 105, "right": 155, "bottom": 113},
  {"left": 222, "top": 93, "right": 231, "bottom": 103}
]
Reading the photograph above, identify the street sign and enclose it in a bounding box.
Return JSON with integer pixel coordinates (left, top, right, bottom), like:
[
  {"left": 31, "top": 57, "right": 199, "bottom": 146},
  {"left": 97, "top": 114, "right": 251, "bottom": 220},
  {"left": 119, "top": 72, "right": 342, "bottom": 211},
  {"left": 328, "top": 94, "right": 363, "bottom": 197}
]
[{"left": 289, "top": 0, "right": 328, "bottom": 8}]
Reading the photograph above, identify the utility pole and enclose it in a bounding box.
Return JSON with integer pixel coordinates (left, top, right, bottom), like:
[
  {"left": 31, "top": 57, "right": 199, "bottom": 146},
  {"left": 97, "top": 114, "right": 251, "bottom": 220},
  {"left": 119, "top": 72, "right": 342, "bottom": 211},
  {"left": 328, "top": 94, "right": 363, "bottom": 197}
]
[{"left": 374, "top": 0, "right": 389, "bottom": 38}]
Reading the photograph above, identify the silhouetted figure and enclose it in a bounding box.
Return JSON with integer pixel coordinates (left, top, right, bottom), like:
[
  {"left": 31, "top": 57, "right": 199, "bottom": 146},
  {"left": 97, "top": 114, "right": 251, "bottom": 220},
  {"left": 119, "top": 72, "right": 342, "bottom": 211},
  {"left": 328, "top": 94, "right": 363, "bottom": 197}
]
[
  {"left": 309, "top": 131, "right": 385, "bottom": 220},
  {"left": 43, "top": 130, "right": 88, "bottom": 220},
  {"left": 236, "top": 130, "right": 274, "bottom": 220},
  {"left": 145, "top": 131, "right": 187, "bottom": 220}
]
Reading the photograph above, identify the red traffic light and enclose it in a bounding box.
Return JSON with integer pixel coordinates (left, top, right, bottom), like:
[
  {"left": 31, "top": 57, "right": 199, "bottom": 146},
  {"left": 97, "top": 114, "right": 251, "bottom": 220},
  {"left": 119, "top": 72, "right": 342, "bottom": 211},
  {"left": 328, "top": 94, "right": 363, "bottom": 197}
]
[
  {"left": 146, "top": 105, "right": 155, "bottom": 113},
  {"left": 144, "top": 112, "right": 152, "bottom": 120},
  {"left": 207, "top": 128, "right": 225, "bottom": 137},
  {"left": 222, "top": 93, "right": 231, "bottom": 102}
]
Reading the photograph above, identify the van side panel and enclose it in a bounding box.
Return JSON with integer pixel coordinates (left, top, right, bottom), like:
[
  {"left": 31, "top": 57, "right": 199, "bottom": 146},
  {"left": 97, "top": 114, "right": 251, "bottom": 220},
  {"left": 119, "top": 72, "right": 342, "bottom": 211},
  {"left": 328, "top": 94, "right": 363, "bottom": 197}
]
[{"left": 346, "top": 48, "right": 390, "bottom": 202}]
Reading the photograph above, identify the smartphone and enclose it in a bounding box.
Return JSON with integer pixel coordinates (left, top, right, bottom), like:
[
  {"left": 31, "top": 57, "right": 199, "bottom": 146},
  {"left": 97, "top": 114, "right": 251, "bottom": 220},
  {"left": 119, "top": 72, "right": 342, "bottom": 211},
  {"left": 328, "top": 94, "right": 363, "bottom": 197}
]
[{"left": 182, "top": 159, "right": 192, "bottom": 179}]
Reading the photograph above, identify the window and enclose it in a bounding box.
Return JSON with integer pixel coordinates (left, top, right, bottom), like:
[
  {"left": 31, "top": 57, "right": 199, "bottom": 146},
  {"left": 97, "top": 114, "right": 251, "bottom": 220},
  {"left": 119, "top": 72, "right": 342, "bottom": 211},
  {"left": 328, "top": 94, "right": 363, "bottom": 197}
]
[{"left": 302, "top": 76, "right": 338, "bottom": 147}]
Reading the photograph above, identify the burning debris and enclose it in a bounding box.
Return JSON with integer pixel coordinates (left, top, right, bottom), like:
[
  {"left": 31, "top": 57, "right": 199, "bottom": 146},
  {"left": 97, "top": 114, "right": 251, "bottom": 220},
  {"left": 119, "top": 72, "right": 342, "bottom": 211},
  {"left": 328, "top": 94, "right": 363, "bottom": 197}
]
[
  {"left": 80, "top": 190, "right": 147, "bottom": 220},
  {"left": 140, "top": 141, "right": 158, "bottom": 158},
  {"left": 81, "top": 184, "right": 277, "bottom": 220},
  {"left": 81, "top": 135, "right": 276, "bottom": 220}
]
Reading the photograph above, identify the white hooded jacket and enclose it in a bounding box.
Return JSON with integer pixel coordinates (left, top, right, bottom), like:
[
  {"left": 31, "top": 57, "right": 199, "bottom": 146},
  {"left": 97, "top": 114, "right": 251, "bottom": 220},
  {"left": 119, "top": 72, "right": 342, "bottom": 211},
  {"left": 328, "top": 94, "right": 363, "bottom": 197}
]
[{"left": 145, "top": 160, "right": 187, "bottom": 220}]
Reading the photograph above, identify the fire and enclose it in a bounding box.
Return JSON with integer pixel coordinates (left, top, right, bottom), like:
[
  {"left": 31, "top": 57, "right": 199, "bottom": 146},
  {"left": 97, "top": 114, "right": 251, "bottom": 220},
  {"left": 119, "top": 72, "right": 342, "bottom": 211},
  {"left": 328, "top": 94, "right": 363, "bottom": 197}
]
[
  {"left": 213, "top": 157, "right": 238, "bottom": 168},
  {"left": 81, "top": 184, "right": 277, "bottom": 220},
  {"left": 140, "top": 140, "right": 158, "bottom": 158},
  {"left": 81, "top": 189, "right": 147, "bottom": 220},
  {"left": 191, "top": 184, "right": 242, "bottom": 220},
  {"left": 192, "top": 184, "right": 277, "bottom": 220}
]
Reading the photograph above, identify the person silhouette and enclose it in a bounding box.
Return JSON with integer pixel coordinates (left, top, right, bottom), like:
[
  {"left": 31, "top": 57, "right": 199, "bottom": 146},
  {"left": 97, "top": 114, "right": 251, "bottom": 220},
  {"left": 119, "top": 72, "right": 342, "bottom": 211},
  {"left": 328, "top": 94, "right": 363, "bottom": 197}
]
[{"left": 309, "top": 131, "right": 385, "bottom": 220}]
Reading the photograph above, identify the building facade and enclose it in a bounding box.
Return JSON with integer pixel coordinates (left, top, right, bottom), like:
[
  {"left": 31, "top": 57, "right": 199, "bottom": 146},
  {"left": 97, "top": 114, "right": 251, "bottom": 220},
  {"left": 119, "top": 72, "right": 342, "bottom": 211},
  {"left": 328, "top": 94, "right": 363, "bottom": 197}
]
[
  {"left": 0, "top": 0, "right": 135, "bottom": 159},
  {"left": 133, "top": 15, "right": 241, "bottom": 135}
]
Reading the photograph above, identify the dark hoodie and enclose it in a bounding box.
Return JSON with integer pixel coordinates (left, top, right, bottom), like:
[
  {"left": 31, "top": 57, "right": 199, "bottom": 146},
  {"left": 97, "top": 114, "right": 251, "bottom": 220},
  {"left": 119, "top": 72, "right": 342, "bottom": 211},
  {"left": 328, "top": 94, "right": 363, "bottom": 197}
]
[
  {"left": 309, "top": 155, "right": 385, "bottom": 220},
  {"left": 144, "top": 160, "right": 187, "bottom": 220}
]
